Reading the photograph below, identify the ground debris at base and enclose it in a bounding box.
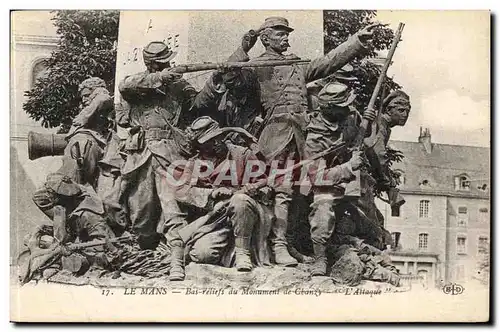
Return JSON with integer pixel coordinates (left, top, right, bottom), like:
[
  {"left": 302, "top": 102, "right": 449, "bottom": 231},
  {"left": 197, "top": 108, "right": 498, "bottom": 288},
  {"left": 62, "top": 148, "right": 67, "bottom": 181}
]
[{"left": 40, "top": 262, "right": 409, "bottom": 293}]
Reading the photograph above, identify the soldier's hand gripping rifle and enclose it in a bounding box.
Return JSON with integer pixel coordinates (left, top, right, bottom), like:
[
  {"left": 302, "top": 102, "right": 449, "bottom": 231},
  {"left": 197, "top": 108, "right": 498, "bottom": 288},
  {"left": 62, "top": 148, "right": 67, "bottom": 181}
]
[
  {"left": 344, "top": 22, "right": 405, "bottom": 199},
  {"left": 167, "top": 140, "right": 348, "bottom": 281}
]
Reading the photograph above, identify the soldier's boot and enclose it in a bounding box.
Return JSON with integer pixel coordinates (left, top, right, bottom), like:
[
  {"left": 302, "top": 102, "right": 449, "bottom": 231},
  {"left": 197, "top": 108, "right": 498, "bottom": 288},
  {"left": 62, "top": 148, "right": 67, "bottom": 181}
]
[
  {"left": 273, "top": 244, "right": 299, "bottom": 266},
  {"left": 168, "top": 240, "right": 185, "bottom": 281},
  {"left": 311, "top": 243, "right": 327, "bottom": 276},
  {"left": 272, "top": 217, "right": 298, "bottom": 267},
  {"left": 234, "top": 237, "right": 253, "bottom": 272}
]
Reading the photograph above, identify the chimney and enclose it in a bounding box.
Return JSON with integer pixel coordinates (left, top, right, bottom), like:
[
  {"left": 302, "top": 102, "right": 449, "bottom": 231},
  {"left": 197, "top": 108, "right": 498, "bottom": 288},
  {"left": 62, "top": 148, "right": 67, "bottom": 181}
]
[{"left": 418, "top": 127, "right": 432, "bottom": 153}]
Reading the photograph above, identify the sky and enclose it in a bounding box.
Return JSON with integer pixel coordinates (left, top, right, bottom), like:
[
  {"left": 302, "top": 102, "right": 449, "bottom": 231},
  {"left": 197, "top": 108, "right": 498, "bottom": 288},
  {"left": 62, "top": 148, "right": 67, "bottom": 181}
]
[{"left": 375, "top": 11, "right": 490, "bottom": 147}]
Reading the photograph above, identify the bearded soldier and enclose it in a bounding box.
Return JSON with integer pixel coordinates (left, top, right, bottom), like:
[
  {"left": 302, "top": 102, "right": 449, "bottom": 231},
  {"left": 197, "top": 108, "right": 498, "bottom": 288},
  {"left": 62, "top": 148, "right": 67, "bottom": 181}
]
[
  {"left": 116, "top": 41, "right": 198, "bottom": 236},
  {"left": 60, "top": 77, "right": 113, "bottom": 189},
  {"left": 228, "top": 17, "right": 378, "bottom": 267}
]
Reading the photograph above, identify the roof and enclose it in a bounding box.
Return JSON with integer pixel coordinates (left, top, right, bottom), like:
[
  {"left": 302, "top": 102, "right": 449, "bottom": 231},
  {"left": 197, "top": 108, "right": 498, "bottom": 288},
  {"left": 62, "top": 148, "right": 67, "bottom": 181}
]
[{"left": 388, "top": 140, "right": 490, "bottom": 198}]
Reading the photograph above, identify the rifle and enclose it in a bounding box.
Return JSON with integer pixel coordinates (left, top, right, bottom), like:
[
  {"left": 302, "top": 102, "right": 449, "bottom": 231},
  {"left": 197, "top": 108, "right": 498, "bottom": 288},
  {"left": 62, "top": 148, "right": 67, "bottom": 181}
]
[
  {"left": 173, "top": 140, "right": 347, "bottom": 237},
  {"left": 250, "top": 140, "right": 348, "bottom": 191},
  {"left": 353, "top": 22, "right": 405, "bottom": 149},
  {"left": 170, "top": 59, "right": 311, "bottom": 74},
  {"left": 19, "top": 234, "right": 136, "bottom": 285},
  {"left": 345, "top": 22, "right": 405, "bottom": 199}
]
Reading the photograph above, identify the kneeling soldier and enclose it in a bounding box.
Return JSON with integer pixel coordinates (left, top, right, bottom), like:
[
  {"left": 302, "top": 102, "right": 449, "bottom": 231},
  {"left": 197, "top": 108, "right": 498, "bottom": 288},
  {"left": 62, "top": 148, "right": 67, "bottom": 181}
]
[{"left": 164, "top": 116, "right": 275, "bottom": 281}]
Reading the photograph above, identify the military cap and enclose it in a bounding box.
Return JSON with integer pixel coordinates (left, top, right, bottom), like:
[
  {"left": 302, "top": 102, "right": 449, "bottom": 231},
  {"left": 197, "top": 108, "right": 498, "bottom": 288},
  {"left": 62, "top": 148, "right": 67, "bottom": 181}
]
[
  {"left": 333, "top": 64, "right": 357, "bottom": 82},
  {"left": 142, "top": 41, "right": 177, "bottom": 63},
  {"left": 187, "top": 116, "right": 240, "bottom": 145},
  {"left": 44, "top": 173, "right": 82, "bottom": 197},
  {"left": 259, "top": 17, "right": 294, "bottom": 32},
  {"left": 317, "top": 82, "right": 356, "bottom": 108},
  {"left": 382, "top": 90, "right": 410, "bottom": 110}
]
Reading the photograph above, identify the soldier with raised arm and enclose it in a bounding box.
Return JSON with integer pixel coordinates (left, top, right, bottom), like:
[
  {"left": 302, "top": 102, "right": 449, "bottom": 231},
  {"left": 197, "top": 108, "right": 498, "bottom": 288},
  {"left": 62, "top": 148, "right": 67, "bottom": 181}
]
[
  {"left": 227, "top": 17, "right": 377, "bottom": 267},
  {"left": 60, "top": 77, "right": 113, "bottom": 189}
]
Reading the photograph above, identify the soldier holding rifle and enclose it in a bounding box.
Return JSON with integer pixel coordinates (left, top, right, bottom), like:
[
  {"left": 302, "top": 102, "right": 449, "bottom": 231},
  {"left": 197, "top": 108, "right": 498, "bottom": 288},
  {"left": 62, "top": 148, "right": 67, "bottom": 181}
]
[
  {"left": 364, "top": 90, "right": 411, "bottom": 210},
  {"left": 225, "top": 17, "right": 379, "bottom": 268},
  {"left": 116, "top": 41, "right": 316, "bottom": 239},
  {"left": 116, "top": 41, "right": 199, "bottom": 238},
  {"left": 304, "top": 81, "right": 374, "bottom": 276},
  {"left": 191, "top": 34, "right": 263, "bottom": 142},
  {"left": 163, "top": 116, "right": 275, "bottom": 280}
]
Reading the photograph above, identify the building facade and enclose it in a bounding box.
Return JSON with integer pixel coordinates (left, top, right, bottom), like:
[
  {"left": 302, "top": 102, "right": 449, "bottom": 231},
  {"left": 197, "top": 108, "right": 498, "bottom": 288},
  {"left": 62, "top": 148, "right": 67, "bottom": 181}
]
[
  {"left": 11, "top": 12, "right": 61, "bottom": 262},
  {"left": 377, "top": 128, "right": 490, "bottom": 288}
]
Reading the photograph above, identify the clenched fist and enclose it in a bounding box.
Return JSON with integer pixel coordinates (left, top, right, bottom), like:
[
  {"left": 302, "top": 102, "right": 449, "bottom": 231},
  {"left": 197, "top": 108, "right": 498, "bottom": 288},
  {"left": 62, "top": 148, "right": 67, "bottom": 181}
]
[{"left": 241, "top": 30, "right": 258, "bottom": 53}]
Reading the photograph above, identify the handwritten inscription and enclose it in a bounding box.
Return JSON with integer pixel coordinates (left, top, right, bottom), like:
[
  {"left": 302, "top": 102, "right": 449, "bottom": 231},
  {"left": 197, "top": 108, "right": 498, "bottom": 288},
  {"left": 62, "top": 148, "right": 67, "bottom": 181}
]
[{"left": 122, "top": 33, "right": 181, "bottom": 66}]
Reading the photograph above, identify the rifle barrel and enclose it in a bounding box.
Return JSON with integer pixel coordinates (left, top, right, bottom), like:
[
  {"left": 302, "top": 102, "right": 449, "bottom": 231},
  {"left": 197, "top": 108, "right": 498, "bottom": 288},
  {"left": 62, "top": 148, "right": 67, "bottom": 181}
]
[
  {"left": 253, "top": 141, "right": 347, "bottom": 189},
  {"left": 67, "top": 235, "right": 135, "bottom": 251},
  {"left": 354, "top": 22, "right": 405, "bottom": 148},
  {"left": 173, "top": 59, "right": 311, "bottom": 74}
]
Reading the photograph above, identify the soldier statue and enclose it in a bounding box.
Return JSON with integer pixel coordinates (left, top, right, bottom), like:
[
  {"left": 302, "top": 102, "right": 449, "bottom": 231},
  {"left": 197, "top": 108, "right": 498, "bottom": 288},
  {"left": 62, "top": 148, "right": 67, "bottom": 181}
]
[
  {"left": 116, "top": 41, "right": 199, "bottom": 237},
  {"left": 227, "top": 17, "right": 379, "bottom": 267}
]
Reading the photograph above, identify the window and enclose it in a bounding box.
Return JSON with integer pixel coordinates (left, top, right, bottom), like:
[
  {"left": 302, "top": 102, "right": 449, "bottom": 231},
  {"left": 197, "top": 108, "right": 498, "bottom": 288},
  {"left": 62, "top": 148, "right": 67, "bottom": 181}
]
[
  {"left": 457, "top": 236, "right": 467, "bottom": 254},
  {"left": 419, "top": 179, "right": 431, "bottom": 188},
  {"left": 479, "top": 208, "right": 489, "bottom": 223},
  {"left": 31, "top": 59, "right": 48, "bottom": 88},
  {"left": 456, "top": 265, "right": 465, "bottom": 281},
  {"left": 455, "top": 175, "right": 471, "bottom": 191},
  {"left": 418, "top": 233, "right": 428, "bottom": 251},
  {"left": 477, "top": 183, "right": 488, "bottom": 192},
  {"left": 457, "top": 206, "right": 468, "bottom": 227},
  {"left": 419, "top": 200, "right": 430, "bottom": 218},
  {"left": 391, "top": 205, "right": 401, "bottom": 217},
  {"left": 391, "top": 232, "right": 401, "bottom": 249},
  {"left": 478, "top": 236, "right": 489, "bottom": 255},
  {"left": 394, "top": 170, "right": 405, "bottom": 186}
]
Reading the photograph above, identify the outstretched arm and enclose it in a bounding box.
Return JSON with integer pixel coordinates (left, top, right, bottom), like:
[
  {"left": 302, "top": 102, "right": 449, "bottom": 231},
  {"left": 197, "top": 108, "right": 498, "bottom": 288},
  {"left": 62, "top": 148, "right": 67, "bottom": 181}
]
[
  {"left": 118, "top": 70, "right": 182, "bottom": 101},
  {"left": 305, "top": 23, "right": 381, "bottom": 82}
]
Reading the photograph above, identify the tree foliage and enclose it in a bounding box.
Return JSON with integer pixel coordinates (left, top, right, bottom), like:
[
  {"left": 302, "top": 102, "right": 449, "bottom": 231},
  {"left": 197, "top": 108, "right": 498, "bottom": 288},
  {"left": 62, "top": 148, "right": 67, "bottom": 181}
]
[
  {"left": 323, "top": 10, "right": 402, "bottom": 112},
  {"left": 23, "top": 10, "right": 120, "bottom": 132}
]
